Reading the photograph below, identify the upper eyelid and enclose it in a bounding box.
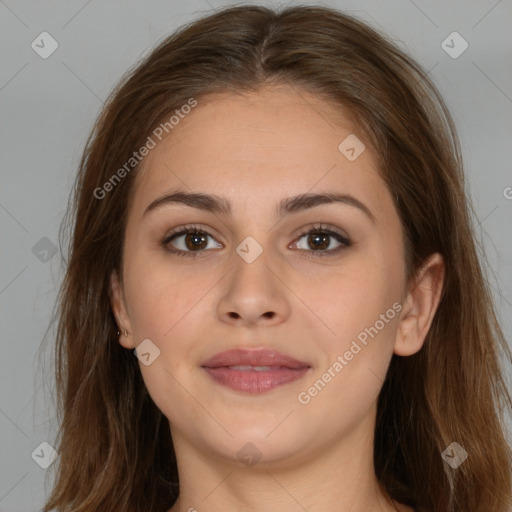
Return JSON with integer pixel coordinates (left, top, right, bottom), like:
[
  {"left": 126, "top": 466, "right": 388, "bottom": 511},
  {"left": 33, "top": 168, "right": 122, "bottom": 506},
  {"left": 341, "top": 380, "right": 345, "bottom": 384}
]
[{"left": 164, "top": 222, "right": 347, "bottom": 235}]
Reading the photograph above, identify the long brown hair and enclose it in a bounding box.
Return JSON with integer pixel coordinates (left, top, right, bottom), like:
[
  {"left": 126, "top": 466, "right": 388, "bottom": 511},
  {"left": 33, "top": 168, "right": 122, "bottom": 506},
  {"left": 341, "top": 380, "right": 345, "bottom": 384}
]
[{"left": 42, "top": 5, "right": 512, "bottom": 511}]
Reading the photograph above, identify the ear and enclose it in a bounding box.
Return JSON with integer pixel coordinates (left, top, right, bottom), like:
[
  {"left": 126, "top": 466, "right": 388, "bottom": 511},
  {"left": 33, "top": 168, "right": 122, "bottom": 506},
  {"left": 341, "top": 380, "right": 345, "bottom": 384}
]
[
  {"left": 110, "top": 270, "right": 135, "bottom": 349},
  {"left": 394, "top": 253, "right": 445, "bottom": 356}
]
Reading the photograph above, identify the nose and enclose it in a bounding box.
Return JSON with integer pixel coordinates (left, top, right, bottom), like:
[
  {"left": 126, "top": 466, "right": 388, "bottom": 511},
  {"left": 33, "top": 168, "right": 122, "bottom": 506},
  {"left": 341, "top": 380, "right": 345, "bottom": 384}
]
[{"left": 216, "top": 247, "right": 291, "bottom": 327}]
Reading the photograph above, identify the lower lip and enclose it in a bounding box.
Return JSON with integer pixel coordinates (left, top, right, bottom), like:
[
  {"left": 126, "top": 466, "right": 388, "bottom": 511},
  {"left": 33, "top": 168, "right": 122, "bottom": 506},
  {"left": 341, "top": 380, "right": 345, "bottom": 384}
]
[{"left": 202, "top": 366, "right": 310, "bottom": 393}]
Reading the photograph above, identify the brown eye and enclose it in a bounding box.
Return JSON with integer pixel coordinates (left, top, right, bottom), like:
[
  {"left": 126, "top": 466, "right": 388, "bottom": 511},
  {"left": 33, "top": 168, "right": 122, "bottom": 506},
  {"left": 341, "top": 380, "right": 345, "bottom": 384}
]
[
  {"left": 162, "top": 226, "right": 222, "bottom": 258},
  {"left": 307, "top": 232, "right": 330, "bottom": 251},
  {"left": 183, "top": 232, "right": 208, "bottom": 251},
  {"left": 293, "top": 224, "right": 351, "bottom": 258}
]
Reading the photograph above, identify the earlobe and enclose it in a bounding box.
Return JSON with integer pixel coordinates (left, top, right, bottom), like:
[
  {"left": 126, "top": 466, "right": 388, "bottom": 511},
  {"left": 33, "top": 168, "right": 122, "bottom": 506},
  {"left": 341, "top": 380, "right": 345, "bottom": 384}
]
[
  {"left": 394, "top": 253, "right": 445, "bottom": 357},
  {"left": 109, "top": 270, "right": 135, "bottom": 349}
]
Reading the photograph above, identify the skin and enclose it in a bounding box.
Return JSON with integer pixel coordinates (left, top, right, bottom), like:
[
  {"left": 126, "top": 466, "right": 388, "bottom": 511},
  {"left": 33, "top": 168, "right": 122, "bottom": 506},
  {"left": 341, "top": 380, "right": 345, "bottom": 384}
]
[{"left": 110, "top": 84, "right": 444, "bottom": 512}]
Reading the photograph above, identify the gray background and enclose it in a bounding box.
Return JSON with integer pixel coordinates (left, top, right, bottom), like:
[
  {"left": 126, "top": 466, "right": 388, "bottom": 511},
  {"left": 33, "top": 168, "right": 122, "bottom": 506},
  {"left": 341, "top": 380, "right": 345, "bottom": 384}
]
[{"left": 1, "top": 0, "right": 511, "bottom": 510}]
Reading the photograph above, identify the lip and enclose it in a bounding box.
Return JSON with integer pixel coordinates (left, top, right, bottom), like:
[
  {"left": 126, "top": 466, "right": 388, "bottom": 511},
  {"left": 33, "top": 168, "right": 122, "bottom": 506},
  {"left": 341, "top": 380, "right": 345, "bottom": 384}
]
[
  {"left": 201, "top": 348, "right": 311, "bottom": 394},
  {"left": 201, "top": 348, "right": 310, "bottom": 369}
]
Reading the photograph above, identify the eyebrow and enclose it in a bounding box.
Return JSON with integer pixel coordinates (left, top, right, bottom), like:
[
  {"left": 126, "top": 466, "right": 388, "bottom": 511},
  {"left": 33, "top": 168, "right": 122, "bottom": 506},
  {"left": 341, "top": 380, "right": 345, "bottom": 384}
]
[{"left": 142, "top": 188, "right": 376, "bottom": 223}]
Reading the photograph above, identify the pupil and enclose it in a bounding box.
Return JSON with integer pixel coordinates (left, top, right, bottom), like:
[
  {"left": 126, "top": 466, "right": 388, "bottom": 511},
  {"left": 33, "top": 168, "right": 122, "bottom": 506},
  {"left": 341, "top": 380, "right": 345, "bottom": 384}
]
[
  {"left": 309, "top": 233, "right": 329, "bottom": 250},
  {"left": 186, "top": 233, "right": 207, "bottom": 250}
]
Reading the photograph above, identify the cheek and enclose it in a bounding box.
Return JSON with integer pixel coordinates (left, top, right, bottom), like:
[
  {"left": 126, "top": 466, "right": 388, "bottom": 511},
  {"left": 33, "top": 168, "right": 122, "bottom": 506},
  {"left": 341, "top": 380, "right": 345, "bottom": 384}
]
[
  {"left": 122, "top": 255, "right": 208, "bottom": 424},
  {"left": 298, "top": 249, "right": 402, "bottom": 402},
  {"left": 298, "top": 250, "right": 402, "bottom": 343},
  {"left": 123, "top": 249, "right": 217, "bottom": 340},
  {"left": 296, "top": 267, "right": 399, "bottom": 425}
]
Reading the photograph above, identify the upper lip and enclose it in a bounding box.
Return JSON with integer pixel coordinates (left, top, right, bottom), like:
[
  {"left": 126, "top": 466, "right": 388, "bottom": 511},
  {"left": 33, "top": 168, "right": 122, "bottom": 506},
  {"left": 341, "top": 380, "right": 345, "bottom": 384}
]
[{"left": 201, "top": 348, "right": 310, "bottom": 369}]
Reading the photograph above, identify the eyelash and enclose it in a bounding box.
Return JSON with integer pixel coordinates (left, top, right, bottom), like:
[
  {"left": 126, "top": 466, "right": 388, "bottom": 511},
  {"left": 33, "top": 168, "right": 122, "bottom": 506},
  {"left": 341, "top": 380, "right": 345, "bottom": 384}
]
[{"left": 161, "top": 223, "right": 351, "bottom": 259}]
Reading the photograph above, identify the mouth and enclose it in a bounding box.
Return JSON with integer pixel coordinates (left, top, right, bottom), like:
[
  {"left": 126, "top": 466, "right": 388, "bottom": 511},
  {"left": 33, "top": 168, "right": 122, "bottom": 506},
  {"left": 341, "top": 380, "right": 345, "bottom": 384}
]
[{"left": 201, "top": 348, "right": 311, "bottom": 393}]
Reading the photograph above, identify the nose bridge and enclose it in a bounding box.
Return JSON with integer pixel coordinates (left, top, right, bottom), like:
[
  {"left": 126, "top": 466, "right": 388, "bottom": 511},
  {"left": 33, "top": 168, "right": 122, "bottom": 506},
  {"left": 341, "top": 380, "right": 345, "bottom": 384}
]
[
  {"left": 216, "top": 232, "right": 289, "bottom": 325},
  {"left": 230, "top": 233, "right": 274, "bottom": 293}
]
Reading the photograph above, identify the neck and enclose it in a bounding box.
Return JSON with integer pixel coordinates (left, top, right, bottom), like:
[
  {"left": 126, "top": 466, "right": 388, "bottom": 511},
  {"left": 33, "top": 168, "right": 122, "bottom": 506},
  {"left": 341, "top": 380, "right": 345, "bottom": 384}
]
[{"left": 167, "top": 410, "right": 403, "bottom": 512}]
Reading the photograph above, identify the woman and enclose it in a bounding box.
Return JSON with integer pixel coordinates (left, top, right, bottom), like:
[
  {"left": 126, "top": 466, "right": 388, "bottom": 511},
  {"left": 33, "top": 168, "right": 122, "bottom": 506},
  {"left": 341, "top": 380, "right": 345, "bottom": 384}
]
[{"left": 44, "top": 5, "right": 512, "bottom": 511}]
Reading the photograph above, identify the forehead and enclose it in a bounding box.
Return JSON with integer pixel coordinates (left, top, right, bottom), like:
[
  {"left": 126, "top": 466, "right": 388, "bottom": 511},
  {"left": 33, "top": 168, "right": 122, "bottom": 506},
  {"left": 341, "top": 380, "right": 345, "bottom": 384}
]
[{"left": 129, "top": 85, "right": 389, "bottom": 221}]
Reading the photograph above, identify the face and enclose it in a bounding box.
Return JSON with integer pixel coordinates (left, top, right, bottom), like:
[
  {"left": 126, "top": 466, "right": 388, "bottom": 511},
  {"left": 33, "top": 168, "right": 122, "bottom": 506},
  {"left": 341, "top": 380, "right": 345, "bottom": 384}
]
[{"left": 111, "top": 85, "right": 414, "bottom": 467}]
